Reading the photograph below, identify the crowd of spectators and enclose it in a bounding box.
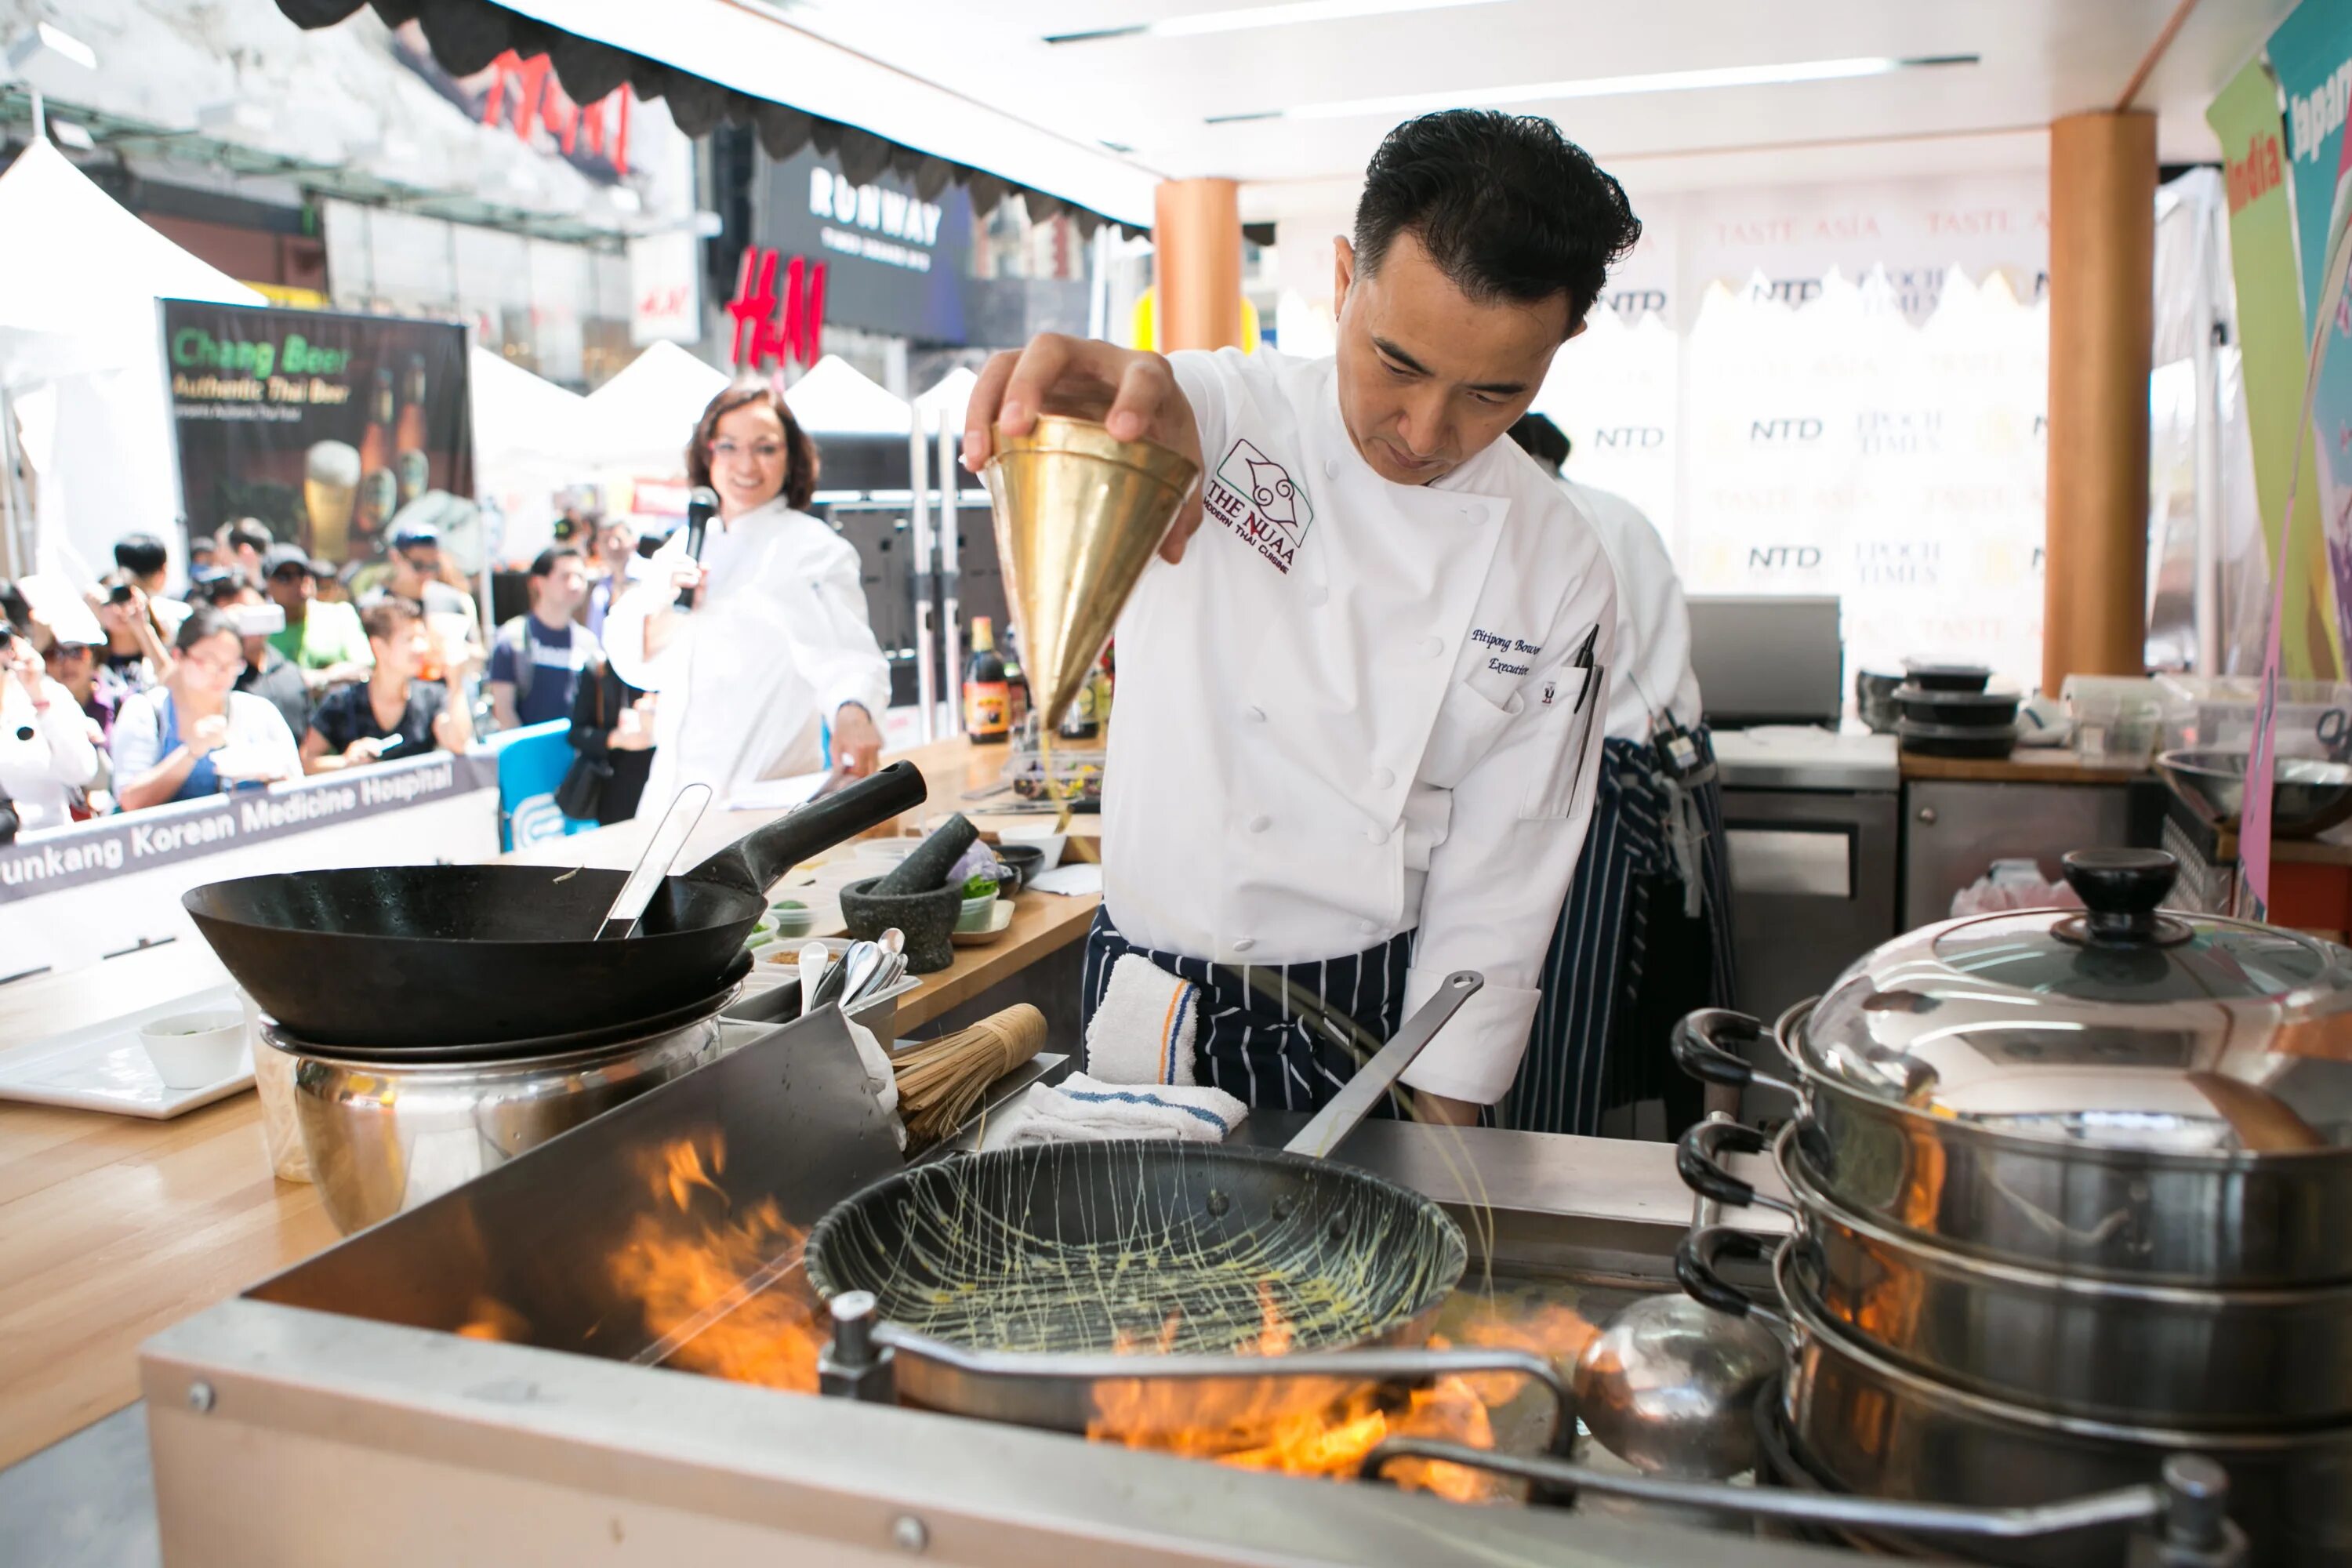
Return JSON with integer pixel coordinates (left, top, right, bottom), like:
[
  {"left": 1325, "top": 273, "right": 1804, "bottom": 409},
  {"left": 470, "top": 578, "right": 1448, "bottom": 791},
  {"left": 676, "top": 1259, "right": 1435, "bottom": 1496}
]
[{"left": 0, "top": 509, "right": 649, "bottom": 842}]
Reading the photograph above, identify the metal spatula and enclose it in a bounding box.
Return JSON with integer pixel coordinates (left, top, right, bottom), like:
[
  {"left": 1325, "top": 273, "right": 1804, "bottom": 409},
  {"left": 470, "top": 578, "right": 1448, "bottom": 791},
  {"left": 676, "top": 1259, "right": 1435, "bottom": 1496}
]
[{"left": 595, "top": 784, "right": 713, "bottom": 940}]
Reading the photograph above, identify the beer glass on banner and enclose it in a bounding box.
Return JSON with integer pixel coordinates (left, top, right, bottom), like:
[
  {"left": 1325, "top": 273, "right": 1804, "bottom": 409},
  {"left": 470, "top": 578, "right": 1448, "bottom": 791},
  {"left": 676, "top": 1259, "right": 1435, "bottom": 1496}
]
[{"left": 304, "top": 441, "right": 361, "bottom": 563}]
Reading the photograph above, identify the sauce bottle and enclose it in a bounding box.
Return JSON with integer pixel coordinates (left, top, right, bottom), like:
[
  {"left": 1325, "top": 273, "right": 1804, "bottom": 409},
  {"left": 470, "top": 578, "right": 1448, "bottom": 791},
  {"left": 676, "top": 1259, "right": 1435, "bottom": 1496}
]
[{"left": 964, "top": 615, "right": 1010, "bottom": 744}]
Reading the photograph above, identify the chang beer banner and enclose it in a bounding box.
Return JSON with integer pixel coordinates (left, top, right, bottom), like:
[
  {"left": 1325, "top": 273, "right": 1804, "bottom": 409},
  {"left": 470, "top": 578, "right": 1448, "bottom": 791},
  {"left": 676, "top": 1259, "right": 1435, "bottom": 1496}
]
[
  {"left": 160, "top": 302, "right": 476, "bottom": 573},
  {"left": 2209, "top": 53, "right": 2339, "bottom": 680},
  {"left": 2270, "top": 3, "right": 2352, "bottom": 666}
]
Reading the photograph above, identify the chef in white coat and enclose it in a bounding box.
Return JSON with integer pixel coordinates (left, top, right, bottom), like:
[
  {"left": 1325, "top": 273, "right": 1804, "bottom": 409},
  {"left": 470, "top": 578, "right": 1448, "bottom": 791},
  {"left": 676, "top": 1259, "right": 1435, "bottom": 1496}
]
[
  {"left": 1501, "top": 414, "right": 1736, "bottom": 1139},
  {"left": 607, "top": 383, "right": 891, "bottom": 811},
  {"left": 964, "top": 111, "right": 1642, "bottom": 1123}
]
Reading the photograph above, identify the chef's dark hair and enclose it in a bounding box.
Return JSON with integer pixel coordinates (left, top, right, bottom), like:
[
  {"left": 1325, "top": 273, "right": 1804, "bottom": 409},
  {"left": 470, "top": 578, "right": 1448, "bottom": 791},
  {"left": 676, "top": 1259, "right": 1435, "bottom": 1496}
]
[
  {"left": 1507, "top": 413, "right": 1571, "bottom": 475},
  {"left": 1354, "top": 111, "right": 1639, "bottom": 330},
  {"left": 686, "top": 381, "right": 821, "bottom": 511}
]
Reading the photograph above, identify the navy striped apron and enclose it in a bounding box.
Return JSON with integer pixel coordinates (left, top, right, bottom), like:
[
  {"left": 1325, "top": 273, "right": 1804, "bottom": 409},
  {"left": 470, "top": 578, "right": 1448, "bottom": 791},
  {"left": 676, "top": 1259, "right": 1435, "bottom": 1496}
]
[
  {"left": 1502, "top": 729, "right": 1737, "bottom": 1137},
  {"left": 1080, "top": 909, "right": 1416, "bottom": 1112}
]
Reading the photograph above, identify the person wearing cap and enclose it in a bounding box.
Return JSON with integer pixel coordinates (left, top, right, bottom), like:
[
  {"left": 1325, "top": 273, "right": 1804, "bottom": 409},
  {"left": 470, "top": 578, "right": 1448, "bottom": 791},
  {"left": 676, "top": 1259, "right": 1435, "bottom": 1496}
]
[{"left": 261, "top": 543, "right": 372, "bottom": 696}]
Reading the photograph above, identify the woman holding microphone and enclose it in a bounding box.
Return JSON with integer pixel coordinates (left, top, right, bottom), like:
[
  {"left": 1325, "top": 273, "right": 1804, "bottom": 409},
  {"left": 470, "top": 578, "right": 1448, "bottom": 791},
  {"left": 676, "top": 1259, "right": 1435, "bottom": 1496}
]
[{"left": 604, "top": 382, "right": 890, "bottom": 808}]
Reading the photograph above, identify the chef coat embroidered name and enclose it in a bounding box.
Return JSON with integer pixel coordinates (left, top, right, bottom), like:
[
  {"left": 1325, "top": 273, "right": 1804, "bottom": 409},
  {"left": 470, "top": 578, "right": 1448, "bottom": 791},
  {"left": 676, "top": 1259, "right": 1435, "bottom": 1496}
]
[{"left": 1205, "top": 437, "right": 1313, "bottom": 573}]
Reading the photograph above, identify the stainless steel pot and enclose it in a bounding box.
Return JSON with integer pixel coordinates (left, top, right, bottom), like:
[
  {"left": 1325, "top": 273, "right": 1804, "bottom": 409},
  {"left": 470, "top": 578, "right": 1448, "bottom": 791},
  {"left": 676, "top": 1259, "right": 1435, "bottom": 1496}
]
[
  {"left": 1680, "top": 1229, "right": 2352, "bottom": 1566},
  {"left": 1681, "top": 1121, "right": 2352, "bottom": 1430},
  {"left": 271, "top": 994, "right": 731, "bottom": 1233},
  {"left": 1675, "top": 848, "right": 2352, "bottom": 1287}
]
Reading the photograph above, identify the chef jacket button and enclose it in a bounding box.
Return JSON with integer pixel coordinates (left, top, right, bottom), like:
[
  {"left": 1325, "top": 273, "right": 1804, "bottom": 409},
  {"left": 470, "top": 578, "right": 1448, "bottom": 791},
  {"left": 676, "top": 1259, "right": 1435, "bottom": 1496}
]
[
  {"left": 1373, "top": 766, "right": 1396, "bottom": 789},
  {"left": 1247, "top": 814, "right": 1272, "bottom": 833},
  {"left": 1232, "top": 937, "right": 1258, "bottom": 954},
  {"left": 1366, "top": 826, "right": 1391, "bottom": 845},
  {"left": 1323, "top": 458, "right": 1341, "bottom": 478},
  {"left": 1245, "top": 705, "right": 1266, "bottom": 723},
  {"left": 1306, "top": 585, "right": 1330, "bottom": 607},
  {"left": 1420, "top": 635, "right": 1444, "bottom": 658},
  {"left": 1358, "top": 919, "right": 1378, "bottom": 935}
]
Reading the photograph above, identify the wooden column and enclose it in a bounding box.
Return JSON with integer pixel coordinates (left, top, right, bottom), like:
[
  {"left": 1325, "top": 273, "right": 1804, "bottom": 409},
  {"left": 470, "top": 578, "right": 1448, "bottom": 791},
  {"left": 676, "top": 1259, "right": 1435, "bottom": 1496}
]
[
  {"left": 2043, "top": 111, "right": 2158, "bottom": 695},
  {"left": 1152, "top": 179, "right": 1243, "bottom": 351}
]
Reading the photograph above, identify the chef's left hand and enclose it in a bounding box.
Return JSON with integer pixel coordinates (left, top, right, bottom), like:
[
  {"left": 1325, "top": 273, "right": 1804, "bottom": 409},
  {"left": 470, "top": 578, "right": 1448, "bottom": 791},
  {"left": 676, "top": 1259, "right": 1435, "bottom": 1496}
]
[{"left": 832, "top": 702, "right": 884, "bottom": 779}]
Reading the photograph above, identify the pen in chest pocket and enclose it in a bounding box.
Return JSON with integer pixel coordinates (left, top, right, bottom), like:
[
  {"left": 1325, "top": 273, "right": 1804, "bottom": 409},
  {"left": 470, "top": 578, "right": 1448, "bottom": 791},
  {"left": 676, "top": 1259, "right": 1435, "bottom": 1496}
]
[{"left": 1567, "top": 623, "right": 1601, "bottom": 713}]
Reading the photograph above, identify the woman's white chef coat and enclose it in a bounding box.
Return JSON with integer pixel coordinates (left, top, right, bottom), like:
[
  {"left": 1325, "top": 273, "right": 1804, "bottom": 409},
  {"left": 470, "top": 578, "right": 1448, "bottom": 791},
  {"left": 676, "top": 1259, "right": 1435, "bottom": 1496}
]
[
  {"left": 605, "top": 497, "right": 890, "bottom": 806},
  {"left": 1563, "top": 479, "right": 1701, "bottom": 745},
  {"left": 0, "top": 673, "right": 98, "bottom": 834},
  {"left": 1101, "top": 347, "right": 1620, "bottom": 1105}
]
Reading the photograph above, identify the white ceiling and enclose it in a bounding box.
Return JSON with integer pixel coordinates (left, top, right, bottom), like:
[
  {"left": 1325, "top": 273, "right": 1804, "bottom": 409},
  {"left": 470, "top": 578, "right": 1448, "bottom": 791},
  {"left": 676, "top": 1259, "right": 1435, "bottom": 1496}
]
[{"left": 773, "top": 0, "right": 2300, "bottom": 214}]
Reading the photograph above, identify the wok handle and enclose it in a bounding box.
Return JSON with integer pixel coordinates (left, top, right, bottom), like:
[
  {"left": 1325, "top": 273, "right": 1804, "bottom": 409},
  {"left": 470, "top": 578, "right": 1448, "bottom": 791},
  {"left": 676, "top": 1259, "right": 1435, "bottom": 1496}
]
[
  {"left": 681, "top": 760, "right": 928, "bottom": 898},
  {"left": 1675, "top": 1119, "right": 1798, "bottom": 1219},
  {"left": 1671, "top": 1009, "right": 1795, "bottom": 1096},
  {"left": 1283, "top": 971, "right": 1482, "bottom": 1159},
  {"left": 1674, "top": 1225, "right": 1790, "bottom": 1334}
]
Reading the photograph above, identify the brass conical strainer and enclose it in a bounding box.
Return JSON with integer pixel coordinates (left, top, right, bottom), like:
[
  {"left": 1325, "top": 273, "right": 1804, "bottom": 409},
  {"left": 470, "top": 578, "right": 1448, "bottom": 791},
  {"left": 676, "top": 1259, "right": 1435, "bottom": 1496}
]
[{"left": 982, "top": 415, "right": 1200, "bottom": 731}]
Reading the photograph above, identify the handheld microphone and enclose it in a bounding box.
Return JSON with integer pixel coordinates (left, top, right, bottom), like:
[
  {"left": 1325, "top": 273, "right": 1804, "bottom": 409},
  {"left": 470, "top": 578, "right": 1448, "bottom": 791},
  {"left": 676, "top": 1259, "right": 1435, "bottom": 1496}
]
[{"left": 677, "top": 487, "right": 719, "bottom": 609}]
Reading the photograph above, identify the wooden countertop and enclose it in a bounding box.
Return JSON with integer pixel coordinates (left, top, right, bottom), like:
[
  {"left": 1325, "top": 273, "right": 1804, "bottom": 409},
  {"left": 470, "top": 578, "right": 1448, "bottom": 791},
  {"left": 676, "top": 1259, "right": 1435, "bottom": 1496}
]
[
  {"left": 1898, "top": 746, "right": 2153, "bottom": 786},
  {"left": 0, "top": 735, "right": 1094, "bottom": 1471}
]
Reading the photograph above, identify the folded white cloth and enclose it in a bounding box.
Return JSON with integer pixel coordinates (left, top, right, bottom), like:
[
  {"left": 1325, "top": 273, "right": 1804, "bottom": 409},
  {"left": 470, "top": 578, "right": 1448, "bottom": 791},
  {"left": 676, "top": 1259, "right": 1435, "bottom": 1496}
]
[
  {"left": 1085, "top": 953, "right": 1202, "bottom": 1086},
  {"left": 847, "top": 1018, "right": 906, "bottom": 1151},
  {"left": 999, "top": 1072, "right": 1246, "bottom": 1147}
]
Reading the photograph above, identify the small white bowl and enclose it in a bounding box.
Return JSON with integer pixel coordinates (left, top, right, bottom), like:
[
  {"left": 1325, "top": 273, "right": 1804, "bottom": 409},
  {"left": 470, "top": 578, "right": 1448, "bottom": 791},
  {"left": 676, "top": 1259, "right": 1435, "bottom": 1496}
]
[
  {"left": 138, "top": 1010, "right": 249, "bottom": 1089},
  {"left": 997, "top": 822, "right": 1066, "bottom": 872},
  {"left": 956, "top": 893, "right": 1001, "bottom": 933}
]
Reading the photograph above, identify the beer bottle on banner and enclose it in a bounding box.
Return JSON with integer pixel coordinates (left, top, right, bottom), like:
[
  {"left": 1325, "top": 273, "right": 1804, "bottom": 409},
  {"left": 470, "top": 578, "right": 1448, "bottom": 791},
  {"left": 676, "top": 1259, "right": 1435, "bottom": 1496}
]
[
  {"left": 357, "top": 368, "right": 397, "bottom": 544},
  {"left": 964, "top": 615, "right": 1010, "bottom": 744},
  {"left": 394, "top": 354, "right": 430, "bottom": 505}
]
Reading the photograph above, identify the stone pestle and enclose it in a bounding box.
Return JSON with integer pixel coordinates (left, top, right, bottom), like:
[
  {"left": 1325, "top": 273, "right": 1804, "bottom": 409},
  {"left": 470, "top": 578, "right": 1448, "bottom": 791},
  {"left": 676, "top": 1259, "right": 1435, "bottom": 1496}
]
[{"left": 869, "top": 813, "right": 980, "bottom": 897}]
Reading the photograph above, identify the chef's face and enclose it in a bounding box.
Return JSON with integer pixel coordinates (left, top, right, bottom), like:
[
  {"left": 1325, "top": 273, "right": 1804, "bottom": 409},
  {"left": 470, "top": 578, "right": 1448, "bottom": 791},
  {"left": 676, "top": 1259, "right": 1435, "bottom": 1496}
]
[
  {"left": 1332, "top": 230, "right": 1576, "bottom": 486},
  {"left": 708, "top": 403, "right": 790, "bottom": 516}
]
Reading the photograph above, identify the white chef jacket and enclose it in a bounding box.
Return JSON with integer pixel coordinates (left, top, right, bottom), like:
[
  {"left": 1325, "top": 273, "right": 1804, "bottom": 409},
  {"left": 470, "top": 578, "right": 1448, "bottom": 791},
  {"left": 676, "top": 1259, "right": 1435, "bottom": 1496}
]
[
  {"left": 605, "top": 498, "right": 891, "bottom": 806},
  {"left": 1102, "top": 347, "right": 1620, "bottom": 1105},
  {"left": 1561, "top": 479, "right": 1702, "bottom": 744},
  {"left": 0, "top": 674, "right": 98, "bottom": 834}
]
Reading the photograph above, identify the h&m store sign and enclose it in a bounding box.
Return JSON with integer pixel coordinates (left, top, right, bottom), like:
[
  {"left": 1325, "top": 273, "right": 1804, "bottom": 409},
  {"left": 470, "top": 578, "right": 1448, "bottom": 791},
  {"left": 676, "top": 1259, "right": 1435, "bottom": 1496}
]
[{"left": 755, "top": 146, "right": 972, "bottom": 346}]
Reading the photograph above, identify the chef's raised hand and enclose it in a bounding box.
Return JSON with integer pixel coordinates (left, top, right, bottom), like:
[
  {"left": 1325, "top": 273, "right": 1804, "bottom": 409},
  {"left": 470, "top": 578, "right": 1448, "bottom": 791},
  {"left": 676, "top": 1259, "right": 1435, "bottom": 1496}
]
[{"left": 964, "top": 333, "right": 1206, "bottom": 564}]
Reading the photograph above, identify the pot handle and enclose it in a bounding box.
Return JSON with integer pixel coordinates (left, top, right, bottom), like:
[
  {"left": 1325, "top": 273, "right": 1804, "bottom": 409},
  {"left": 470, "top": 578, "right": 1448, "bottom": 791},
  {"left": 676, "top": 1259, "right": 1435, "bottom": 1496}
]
[
  {"left": 681, "top": 761, "right": 929, "bottom": 898},
  {"left": 1676, "top": 1119, "right": 1799, "bottom": 1219},
  {"left": 1674, "top": 1225, "right": 1790, "bottom": 1334},
  {"left": 1671, "top": 1009, "right": 1797, "bottom": 1096}
]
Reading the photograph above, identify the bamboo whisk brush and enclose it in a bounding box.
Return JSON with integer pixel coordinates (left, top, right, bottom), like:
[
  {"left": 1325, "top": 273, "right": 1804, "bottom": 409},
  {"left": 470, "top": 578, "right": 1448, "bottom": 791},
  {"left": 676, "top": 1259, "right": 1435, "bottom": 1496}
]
[{"left": 893, "top": 1004, "right": 1047, "bottom": 1149}]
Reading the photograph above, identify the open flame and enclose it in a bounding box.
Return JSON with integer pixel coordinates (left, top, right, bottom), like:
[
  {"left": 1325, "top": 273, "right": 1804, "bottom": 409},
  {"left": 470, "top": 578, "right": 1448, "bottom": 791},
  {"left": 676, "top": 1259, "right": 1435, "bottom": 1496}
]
[
  {"left": 1087, "top": 1290, "right": 1596, "bottom": 1502},
  {"left": 605, "top": 1132, "right": 829, "bottom": 1392},
  {"left": 463, "top": 1133, "right": 1600, "bottom": 1507}
]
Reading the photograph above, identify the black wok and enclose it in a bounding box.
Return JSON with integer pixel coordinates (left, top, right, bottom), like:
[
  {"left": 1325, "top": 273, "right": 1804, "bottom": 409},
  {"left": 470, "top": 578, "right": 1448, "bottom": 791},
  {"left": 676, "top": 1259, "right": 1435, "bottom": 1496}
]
[
  {"left": 801, "top": 972, "right": 1482, "bottom": 1433},
  {"left": 184, "top": 761, "right": 926, "bottom": 1048}
]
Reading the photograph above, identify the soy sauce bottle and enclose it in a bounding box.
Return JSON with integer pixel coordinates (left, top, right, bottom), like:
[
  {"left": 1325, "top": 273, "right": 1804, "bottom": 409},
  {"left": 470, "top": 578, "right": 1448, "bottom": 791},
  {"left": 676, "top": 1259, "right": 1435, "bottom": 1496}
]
[{"left": 964, "top": 616, "right": 1010, "bottom": 744}]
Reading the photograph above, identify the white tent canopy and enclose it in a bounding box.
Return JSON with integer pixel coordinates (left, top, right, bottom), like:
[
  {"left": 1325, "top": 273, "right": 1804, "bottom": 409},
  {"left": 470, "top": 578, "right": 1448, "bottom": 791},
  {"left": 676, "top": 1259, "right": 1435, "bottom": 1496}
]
[
  {"left": 786, "top": 354, "right": 912, "bottom": 437},
  {"left": 0, "top": 141, "right": 261, "bottom": 582},
  {"left": 582, "top": 341, "right": 731, "bottom": 489},
  {"left": 470, "top": 347, "right": 590, "bottom": 567},
  {"left": 912, "top": 366, "right": 977, "bottom": 433}
]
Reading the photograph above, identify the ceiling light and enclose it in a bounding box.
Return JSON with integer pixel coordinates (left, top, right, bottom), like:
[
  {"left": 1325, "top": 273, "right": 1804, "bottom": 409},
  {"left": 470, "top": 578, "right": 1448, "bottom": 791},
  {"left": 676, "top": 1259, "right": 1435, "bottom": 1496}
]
[
  {"left": 5, "top": 21, "right": 98, "bottom": 74},
  {"left": 1205, "top": 53, "right": 1979, "bottom": 123},
  {"left": 49, "top": 118, "right": 93, "bottom": 151},
  {"left": 1048, "top": 0, "right": 1504, "bottom": 45}
]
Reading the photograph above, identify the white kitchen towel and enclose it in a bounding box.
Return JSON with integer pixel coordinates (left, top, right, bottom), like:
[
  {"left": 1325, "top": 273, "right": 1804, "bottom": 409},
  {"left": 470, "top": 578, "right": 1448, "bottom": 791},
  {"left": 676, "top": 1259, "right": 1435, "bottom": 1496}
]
[
  {"left": 1085, "top": 953, "right": 1200, "bottom": 1086},
  {"left": 1000, "top": 1073, "right": 1245, "bottom": 1147},
  {"left": 847, "top": 1018, "right": 906, "bottom": 1151}
]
